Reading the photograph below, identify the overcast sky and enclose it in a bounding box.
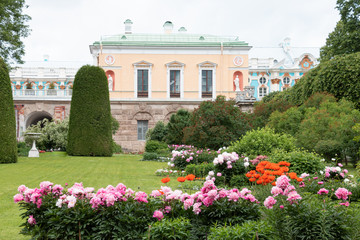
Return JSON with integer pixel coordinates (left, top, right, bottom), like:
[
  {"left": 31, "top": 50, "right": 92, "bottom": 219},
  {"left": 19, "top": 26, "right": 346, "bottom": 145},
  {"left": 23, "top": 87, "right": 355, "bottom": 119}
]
[{"left": 21, "top": 0, "right": 340, "bottom": 63}]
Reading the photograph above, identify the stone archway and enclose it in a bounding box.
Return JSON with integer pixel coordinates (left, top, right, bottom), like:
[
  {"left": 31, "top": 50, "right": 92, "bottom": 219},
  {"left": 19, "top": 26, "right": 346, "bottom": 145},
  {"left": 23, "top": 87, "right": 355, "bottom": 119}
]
[{"left": 25, "top": 111, "right": 53, "bottom": 128}]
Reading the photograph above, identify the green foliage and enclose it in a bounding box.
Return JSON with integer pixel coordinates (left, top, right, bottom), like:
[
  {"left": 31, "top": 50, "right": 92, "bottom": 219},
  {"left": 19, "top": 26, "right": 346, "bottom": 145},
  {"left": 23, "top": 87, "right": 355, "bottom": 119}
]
[
  {"left": 320, "top": 0, "right": 360, "bottom": 61},
  {"left": 0, "top": 57, "right": 17, "bottom": 163},
  {"left": 185, "top": 163, "right": 215, "bottom": 177},
  {"left": 111, "top": 141, "right": 122, "bottom": 154},
  {"left": 251, "top": 97, "right": 294, "bottom": 129},
  {"left": 25, "top": 119, "right": 69, "bottom": 151},
  {"left": 183, "top": 95, "right": 251, "bottom": 149},
  {"left": 147, "top": 217, "right": 192, "bottom": 240},
  {"left": 166, "top": 109, "right": 191, "bottom": 144},
  {"left": 229, "top": 174, "right": 249, "bottom": 188},
  {"left": 264, "top": 194, "right": 360, "bottom": 240},
  {"left": 147, "top": 121, "right": 168, "bottom": 142},
  {"left": 0, "top": 0, "right": 31, "bottom": 65},
  {"left": 214, "top": 160, "right": 247, "bottom": 186},
  {"left": 208, "top": 220, "right": 277, "bottom": 240},
  {"left": 296, "top": 99, "right": 360, "bottom": 160},
  {"left": 228, "top": 127, "right": 296, "bottom": 159},
  {"left": 67, "top": 65, "right": 112, "bottom": 156},
  {"left": 111, "top": 115, "right": 119, "bottom": 135},
  {"left": 267, "top": 107, "right": 303, "bottom": 136},
  {"left": 143, "top": 152, "right": 159, "bottom": 161},
  {"left": 145, "top": 140, "right": 168, "bottom": 153},
  {"left": 17, "top": 141, "right": 30, "bottom": 157},
  {"left": 268, "top": 149, "right": 325, "bottom": 175}
]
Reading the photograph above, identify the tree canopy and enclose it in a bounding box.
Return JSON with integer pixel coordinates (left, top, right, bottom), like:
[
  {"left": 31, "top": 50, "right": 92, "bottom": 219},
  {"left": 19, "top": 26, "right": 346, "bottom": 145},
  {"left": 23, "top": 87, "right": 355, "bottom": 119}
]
[
  {"left": 320, "top": 0, "right": 360, "bottom": 61},
  {"left": 0, "top": 0, "right": 31, "bottom": 65}
]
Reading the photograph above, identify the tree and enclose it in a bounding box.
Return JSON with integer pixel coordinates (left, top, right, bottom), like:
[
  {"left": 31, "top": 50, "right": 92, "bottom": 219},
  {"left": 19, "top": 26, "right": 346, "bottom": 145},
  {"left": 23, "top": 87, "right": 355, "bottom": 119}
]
[
  {"left": 0, "top": 0, "right": 31, "bottom": 65},
  {"left": 146, "top": 121, "right": 168, "bottom": 142},
  {"left": 183, "top": 96, "right": 251, "bottom": 150},
  {"left": 297, "top": 99, "right": 360, "bottom": 161},
  {"left": 67, "top": 65, "right": 112, "bottom": 156},
  {"left": 320, "top": 0, "right": 360, "bottom": 61},
  {"left": 166, "top": 109, "right": 191, "bottom": 144},
  {"left": 0, "top": 57, "right": 17, "bottom": 163}
]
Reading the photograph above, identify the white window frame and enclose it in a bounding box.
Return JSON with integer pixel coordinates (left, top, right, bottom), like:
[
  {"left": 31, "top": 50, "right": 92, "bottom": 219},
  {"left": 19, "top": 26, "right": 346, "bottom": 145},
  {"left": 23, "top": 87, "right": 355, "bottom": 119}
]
[
  {"left": 166, "top": 61, "right": 185, "bottom": 99},
  {"left": 137, "top": 120, "right": 148, "bottom": 141},
  {"left": 197, "top": 61, "right": 217, "bottom": 99},
  {"left": 258, "top": 87, "right": 268, "bottom": 98},
  {"left": 133, "top": 61, "right": 153, "bottom": 98}
]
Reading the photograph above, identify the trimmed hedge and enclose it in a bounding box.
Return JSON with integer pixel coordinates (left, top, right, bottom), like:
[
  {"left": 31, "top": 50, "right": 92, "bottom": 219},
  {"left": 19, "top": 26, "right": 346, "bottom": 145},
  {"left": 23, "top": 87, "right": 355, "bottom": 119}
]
[
  {"left": 67, "top": 65, "right": 112, "bottom": 156},
  {"left": 0, "top": 57, "right": 17, "bottom": 163}
]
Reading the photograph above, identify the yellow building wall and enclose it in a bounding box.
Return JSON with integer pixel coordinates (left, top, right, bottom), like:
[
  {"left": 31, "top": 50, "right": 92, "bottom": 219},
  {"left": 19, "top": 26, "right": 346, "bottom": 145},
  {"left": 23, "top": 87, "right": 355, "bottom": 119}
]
[{"left": 99, "top": 53, "right": 249, "bottom": 100}]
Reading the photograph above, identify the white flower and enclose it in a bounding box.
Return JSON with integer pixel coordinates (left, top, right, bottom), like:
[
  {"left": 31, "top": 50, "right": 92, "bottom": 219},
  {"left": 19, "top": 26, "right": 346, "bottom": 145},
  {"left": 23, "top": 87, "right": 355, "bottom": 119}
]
[
  {"left": 300, "top": 173, "right": 310, "bottom": 179},
  {"left": 244, "top": 157, "right": 249, "bottom": 162},
  {"left": 208, "top": 171, "right": 214, "bottom": 176},
  {"left": 349, "top": 175, "right": 354, "bottom": 178},
  {"left": 56, "top": 199, "right": 63, "bottom": 208},
  {"left": 320, "top": 158, "right": 325, "bottom": 162},
  {"left": 205, "top": 176, "right": 211, "bottom": 181},
  {"left": 335, "top": 167, "right": 341, "bottom": 172},
  {"left": 320, "top": 170, "right": 324, "bottom": 175},
  {"left": 344, "top": 178, "right": 350, "bottom": 184},
  {"left": 168, "top": 162, "right": 171, "bottom": 166},
  {"left": 331, "top": 158, "right": 336, "bottom": 161},
  {"left": 213, "top": 159, "right": 219, "bottom": 165},
  {"left": 170, "top": 164, "right": 175, "bottom": 167},
  {"left": 244, "top": 162, "right": 250, "bottom": 168}
]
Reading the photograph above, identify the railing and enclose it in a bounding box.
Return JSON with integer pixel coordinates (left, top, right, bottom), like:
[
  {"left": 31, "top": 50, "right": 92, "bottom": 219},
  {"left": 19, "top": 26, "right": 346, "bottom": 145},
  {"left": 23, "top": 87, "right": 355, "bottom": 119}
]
[{"left": 13, "top": 89, "right": 73, "bottom": 98}]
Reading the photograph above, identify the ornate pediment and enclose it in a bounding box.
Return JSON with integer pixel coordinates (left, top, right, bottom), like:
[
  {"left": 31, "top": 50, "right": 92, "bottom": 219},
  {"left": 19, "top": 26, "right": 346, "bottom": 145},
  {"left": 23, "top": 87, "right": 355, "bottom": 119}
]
[
  {"left": 133, "top": 60, "right": 153, "bottom": 68},
  {"left": 197, "top": 61, "right": 217, "bottom": 68},
  {"left": 165, "top": 61, "right": 185, "bottom": 68}
]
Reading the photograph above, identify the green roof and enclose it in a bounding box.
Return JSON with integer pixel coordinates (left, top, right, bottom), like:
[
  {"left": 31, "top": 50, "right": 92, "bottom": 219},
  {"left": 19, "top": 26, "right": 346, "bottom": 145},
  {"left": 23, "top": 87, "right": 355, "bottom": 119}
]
[{"left": 93, "top": 33, "right": 249, "bottom": 47}]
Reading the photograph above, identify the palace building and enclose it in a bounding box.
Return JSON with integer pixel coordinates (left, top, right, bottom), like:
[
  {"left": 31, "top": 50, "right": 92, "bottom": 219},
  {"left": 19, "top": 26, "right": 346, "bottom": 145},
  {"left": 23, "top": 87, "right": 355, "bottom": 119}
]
[{"left": 11, "top": 20, "right": 318, "bottom": 152}]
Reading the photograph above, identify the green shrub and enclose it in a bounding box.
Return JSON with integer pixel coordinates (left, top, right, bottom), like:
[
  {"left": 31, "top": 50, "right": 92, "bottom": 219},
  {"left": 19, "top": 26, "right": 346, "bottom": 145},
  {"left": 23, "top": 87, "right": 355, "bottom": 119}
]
[
  {"left": 25, "top": 118, "right": 69, "bottom": 151},
  {"left": 183, "top": 96, "right": 251, "bottom": 149},
  {"left": 147, "top": 121, "right": 168, "bottom": 142},
  {"left": 185, "top": 163, "right": 215, "bottom": 177},
  {"left": 17, "top": 142, "right": 30, "bottom": 157},
  {"left": 229, "top": 174, "right": 249, "bottom": 188},
  {"left": 147, "top": 217, "right": 191, "bottom": 240},
  {"left": 143, "top": 152, "right": 159, "bottom": 161},
  {"left": 111, "top": 141, "right": 122, "bottom": 154},
  {"left": 0, "top": 57, "right": 17, "bottom": 163},
  {"left": 268, "top": 149, "right": 325, "bottom": 174},
  {"left": 228, "top": 127, "right": 296, "bottom": 159},
  {"left": 145, "top": 140, "right": 168, "bottom": 153},
  {"left": 208, "top": 220, "right": 277, "bottom": 240},
  {"left": 166, "top": 109, "right": 191, "bottom": 144},
  {"left": 67, "top": 65, "right": 112, "bottom": 156}
]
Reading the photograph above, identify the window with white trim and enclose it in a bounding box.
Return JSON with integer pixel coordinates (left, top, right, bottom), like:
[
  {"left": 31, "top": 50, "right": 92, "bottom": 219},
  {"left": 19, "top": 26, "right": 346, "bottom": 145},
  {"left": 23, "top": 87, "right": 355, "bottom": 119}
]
[
  {"left": 283, "top": 77, "right": 290, "bottom": 85},
  {"left": 170, "top": 70, "right": 180, "bottom": 98},
  {"left": 166, "top": 61, "right": 185, "bottom": 99},
  {"left": 137, "top": 69, "right": 148, "bottom": 97},
  {"left": 259, "top": 87, "right": 267, "bottom": 97},
  {"left": 137, "top": 120, "right": 148, "bottom": 140},
  {"left": 201, "top": 70, "right": 213, "bottom": 98}
]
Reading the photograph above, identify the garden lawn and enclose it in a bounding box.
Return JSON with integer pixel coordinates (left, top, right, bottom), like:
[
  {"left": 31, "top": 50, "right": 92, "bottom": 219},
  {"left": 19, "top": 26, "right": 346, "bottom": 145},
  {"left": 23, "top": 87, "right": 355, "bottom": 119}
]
[{"left": 0, "top": 152, "right": 173, "bottom": 240}]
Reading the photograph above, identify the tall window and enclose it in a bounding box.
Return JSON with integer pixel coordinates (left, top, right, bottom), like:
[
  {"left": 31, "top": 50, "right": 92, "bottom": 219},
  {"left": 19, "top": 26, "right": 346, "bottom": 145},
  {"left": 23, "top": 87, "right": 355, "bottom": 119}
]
[
  {"left": 170, "top": 70, "right": 180, "bottom": 98},
  {"left": 137, "top": 69, "right": 148, "bottom": 97},
  {"left": 259, "top": 87, "right": 267, "bottom": 98},
  {"left": 137, "top": 120, "right": 148, "bottom": 140},
  {"left": 202, "top": 70, "right": 212, "bottom": 98}
]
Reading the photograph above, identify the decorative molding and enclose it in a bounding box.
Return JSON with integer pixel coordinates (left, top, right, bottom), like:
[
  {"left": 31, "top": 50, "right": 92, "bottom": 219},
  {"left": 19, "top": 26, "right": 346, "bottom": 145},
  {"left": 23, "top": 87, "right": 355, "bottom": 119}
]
[{"left": 271, "top": 78, "right": 281, "bottom": 84}]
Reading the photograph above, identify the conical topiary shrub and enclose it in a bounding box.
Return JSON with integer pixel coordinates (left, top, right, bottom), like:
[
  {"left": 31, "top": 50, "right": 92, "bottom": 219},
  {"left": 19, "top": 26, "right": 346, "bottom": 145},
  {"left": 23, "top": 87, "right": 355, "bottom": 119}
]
[
  {"left": 67, "top": 65, "right": 112, "bottom": 156},
  {"left": 0, "top": 58, "right": 17, "bottom": 163}
]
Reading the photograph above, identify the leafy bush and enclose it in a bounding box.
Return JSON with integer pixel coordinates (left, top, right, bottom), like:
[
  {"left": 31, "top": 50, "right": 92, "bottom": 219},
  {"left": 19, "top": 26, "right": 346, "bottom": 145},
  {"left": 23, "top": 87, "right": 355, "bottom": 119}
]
[
  {"left": 17, "top": 142, "right": 30, "bottom": 157},
  {"left": 67, "top": 65, "right": 112, "bottom": 156},
  {"left": 143, "top": 152, "right": 159, "bottom": 161},
  {"left": 166, "top": 109, "right": 191, "bottom": 144},
  {"left": 145, "top": 140, "right": 168, "bottom": 153},
  {"left": 25, "top": 119, "right": 69, "bottom": 151},
  {"left": 228, "top": 127, "right": 296, "bottom": 159},
  {"left": 170, "top": 147, "right": 218, "bottom": 170},
  {"left": 0, "top": 57, "right": 17, "bottom": 163},
  {"left": 147, "top": 121, "right": 168, "bottom": 142},
  {"left": 268, "top": 149, "right": 325, "bottom": 175},
  {"left": 147, "top": 217, "right": 191, "bottom": 240},
  {"left": 208, "top": 220, "right": 277, "bottom": 240},
  {"left": 185, "top": 163, "right": 215, "bottom": 178},
  {"left": 183, "top": 96, "right": 251, "bottom": 149},
  {"left": 229, "top": 174, "right": 249, "bottom": 188},
  {"left": 111, "top": 141, "right": 122, "bottom": 154}
]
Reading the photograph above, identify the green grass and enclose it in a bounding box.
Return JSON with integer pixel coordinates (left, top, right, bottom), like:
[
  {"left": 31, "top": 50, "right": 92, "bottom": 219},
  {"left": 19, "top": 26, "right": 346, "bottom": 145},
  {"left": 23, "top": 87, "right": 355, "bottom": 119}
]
[{"left": 0, "top": 152, "right": 180, "bottom": 240}]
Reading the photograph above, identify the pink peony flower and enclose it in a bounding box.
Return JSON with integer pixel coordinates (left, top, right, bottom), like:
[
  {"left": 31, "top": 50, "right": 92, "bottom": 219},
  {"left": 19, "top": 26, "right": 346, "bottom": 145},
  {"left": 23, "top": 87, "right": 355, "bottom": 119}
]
[
  {"left": 276, "top": 175, "right": 290, "bottom": 190},
  {"left": 318, "top": 181, "right": 324, "bottom": 185},
  {"left": 153, "top": 210, "right": 164, "bottom": 221},
  {"left": 271, "top": 186, "right": 283, "bottom": 197},
  {"left": 339, "top": 201, "right": 350, "bottom": 207},
  {"left": 335, "top": 188, "right": 351, "bottom": 200},
  {"left": 13, "top": 194, "right": 24, "bottom": 203},
  {"left": 18, "top": 185, "right": 28, "bottom": 194},
  {"left": 217, "top": 172, "right": 222, "bottom": 177},
  {"left": 280, "top": 205, "right": 284, "bottom": 209},
  {"left": 287, "top": 191, "right": 302, "bottom": 203},
  {"left": 193, "top": 202, "right": 202, "bottom": 215},
  {"left": 317, "top": 188, "right": 329, "bottom": 195},
  {"left": 28, "top": 215, "right": 36, "bottom": 225},
  {"left": 184, "top": 198, "right": 194, "bottom": 210},
  {"left": 264, "top": 196, "right": 277, "bottom": 209},
  {"left": 338, "top": 163, "right": 343, "bottom": 167}
]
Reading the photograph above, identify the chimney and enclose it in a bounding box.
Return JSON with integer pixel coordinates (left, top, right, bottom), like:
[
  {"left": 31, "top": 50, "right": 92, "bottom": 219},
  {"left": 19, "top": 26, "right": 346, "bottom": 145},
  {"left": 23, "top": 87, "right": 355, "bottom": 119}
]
[
  {"left": 178, "top": 27, "right": 187, "bottom": 33},
  {"left": 124, "top": 19, "right": 133, "bottom": 34},
  {"left": 163, "top": 21, "right": 173, "bottom": 34}
]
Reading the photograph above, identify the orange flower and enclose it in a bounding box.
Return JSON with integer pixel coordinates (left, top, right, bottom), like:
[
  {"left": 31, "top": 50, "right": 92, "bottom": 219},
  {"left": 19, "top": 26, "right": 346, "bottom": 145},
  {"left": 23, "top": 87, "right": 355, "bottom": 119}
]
[
  {"left": 271, "top": 182, "right": 276, "bottom": 186},
  {"left": 177, "top": 177, "right": 186, "bottom": 182},
  {"left": 185, "top": 174, "right": 195, "bottom": 181},
  {"left": 158, "top": 190, "right": 164, "bottom": 195},
  {"left": 161, "top": 177, "right": 170, "bottom": 184},
  {"left": 249, "top": 177, "right": 256, "bottom": 182},
  {"left": 289, "top": 172, "right": 297, "bottom": 180},
  {"left": 296, "top": 178, "right": 303, "bottom": 182}
]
